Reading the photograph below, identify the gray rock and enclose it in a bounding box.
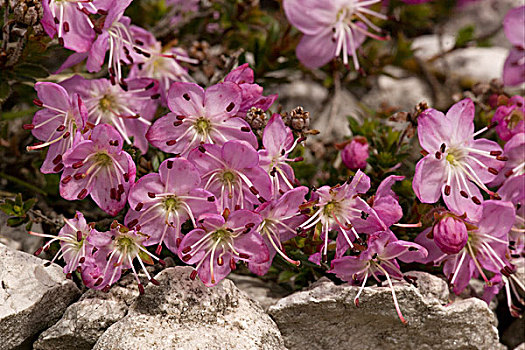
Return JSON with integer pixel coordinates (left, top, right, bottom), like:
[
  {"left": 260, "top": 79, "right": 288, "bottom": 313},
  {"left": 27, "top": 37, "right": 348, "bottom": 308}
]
[
  {"left": 362, "top": 70, "right": 433, "bottom": 111},
  {"left": 33, "top": 274, "right": 140, "bottom": 350},
  {"left": 0, "top": 243, "right": 81, "bottom": 350},
  {"left": 269, "top": 273, "right": 504, "bottom": 350},
  {"left": 442, "top": 47, "right": 508, "bottom": 83},
  {"left": 228, "top": 274, "right": 289, "bottom": 311},
  {"left": 412, "top": 35, "right": 456, "bottom": 60},
  {"left": 93, "top": 267, "right": 286, "bottom": 350},
  {"left": 502, "top": 317, "right": 525, "bottom": 350},
  {"left": 404, "top": 270, "right": 449, "bottom": 304},
  {"left": 0, "top": 211, "right": 43, "bottom": 253}
]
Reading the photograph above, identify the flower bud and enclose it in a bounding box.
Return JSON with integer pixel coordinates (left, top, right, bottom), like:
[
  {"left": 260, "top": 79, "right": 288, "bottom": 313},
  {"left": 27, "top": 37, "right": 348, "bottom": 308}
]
[
  {"left": 341, "top": 137, "right": 369, "bottom": 170},
  {"left": 433, "top": 216, "right": 468, "bottom": 254}
]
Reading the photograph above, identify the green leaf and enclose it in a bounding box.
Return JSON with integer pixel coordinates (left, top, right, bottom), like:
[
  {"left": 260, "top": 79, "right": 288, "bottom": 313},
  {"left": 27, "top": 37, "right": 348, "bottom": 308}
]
[
  {"left": 277, "top": 270, "right": 296, "bottom": 284},
  {"left": 455, "top": 25, "right": 475, "bottom": 47},
  {"left": 23, "top": 198, "right": 37, "bottom": 212},
  {"left": 0, "top": 202, "right": 15, "bottom": 216},
  {"left": 7, "top": 216, "right": 27, "bottom": 227},
  {"left": 14, "top": 63, "right": 50, "bottom": 80}
]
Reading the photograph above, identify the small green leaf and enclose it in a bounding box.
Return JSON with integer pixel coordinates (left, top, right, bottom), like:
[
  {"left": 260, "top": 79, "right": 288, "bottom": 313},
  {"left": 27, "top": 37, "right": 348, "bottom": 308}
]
[
  {"left": 455, "top": 25, "right": 475, "bottom": 47},
  {"left": 7, "top": 216, "right": 27, "bottom": 227},
  {"left": 14, "top": 63, "right": 50, "bottom": 80},
  {"left": 23, "top": 198, "right": 37, "bottom": 212}
]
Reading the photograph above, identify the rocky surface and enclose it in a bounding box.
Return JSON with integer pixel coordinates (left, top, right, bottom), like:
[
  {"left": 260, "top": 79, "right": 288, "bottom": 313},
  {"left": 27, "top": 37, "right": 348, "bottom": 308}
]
[
  {"left": 93, "top": 267, "right": 286, "bottom": 350},
  {"left": 33, "top": 274, "right": 141, "bottom": 350},
  {"left": 0, "top": 243, "right": 81, "bottom": 350},
  {"left": 228, "top": 274, "right": 289, "bottom": 311},
  {"left": 269, "top": 272, "right": 504, "bottom": 350},
  {"left": 0, "top": 211, "right": 43, "bottom": 253}
]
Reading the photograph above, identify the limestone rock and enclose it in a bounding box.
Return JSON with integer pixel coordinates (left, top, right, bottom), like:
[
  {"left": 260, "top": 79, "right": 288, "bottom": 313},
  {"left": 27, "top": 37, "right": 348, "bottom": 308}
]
[
  {"left": 93, "top": 267, "right": 286, "bottom": 350},
  {"left": 442, "top": 47, "right": 508, "bottom": 83},
  {"left": 228, "top": 274, "right": 289, "bottom": 311},
  {"left": 0, "top": 243, "right": 81, "bottom": 350},
  {"left": 269, "top": 273, "right": 504, "bottom": 350},
  {"left": 0, "top": 211, "right": 43, "bottom": 253},
  {"left": 33, "top": 274, "right": 140, "bottom": 350}
]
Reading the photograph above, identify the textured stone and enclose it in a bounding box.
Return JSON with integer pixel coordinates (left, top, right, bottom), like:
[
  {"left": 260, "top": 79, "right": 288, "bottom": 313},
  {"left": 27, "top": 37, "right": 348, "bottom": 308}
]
[
  {"left": 0, "top": 243, "right": 81, "bottom": 350},
  {"left": 442, "top": 47, "right": 508, "bottom": 83},
  {"left": 228, "top": 274, "right": 288, "bottom": 311},
  {"left": 93, "top": 267, "right": 285, "bottom": 350},
  {"left": 269, "top": 272, "right": 504, "bottom": 350},
  {"left": 0, "top": 211, "right": 43, "bottom": 253},
  {"left": 33, "top": 274, "right": 140, "bottom": 350},
  {"left": 362, "top": 68, "right": 433, "bottom": 111}
]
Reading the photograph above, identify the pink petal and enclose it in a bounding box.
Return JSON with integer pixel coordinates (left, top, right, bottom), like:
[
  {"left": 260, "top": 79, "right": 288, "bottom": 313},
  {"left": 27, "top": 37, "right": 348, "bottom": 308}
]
[
  {"left": 224, "top": 63, "right": 254, "bottom": 84},
  {"left": 503, "top": 48, "right": 525, "bottom": 87},
  {"left": 296, "top": 28, "right": 337, "bottom": 69},
  {"left": 204, "top": 82, "right": 242, "bottom": 119},
  {"left": 159, "top": 158, "right": 202, "bottom": 194},
  {"left": 262, "top": 114, "right": 294, "bottom": 157},
  {"left": 35, "top": 82, "right": 71, "bottom": 112},
  {"left": 413, "top": 156, "right": 447, "bottom": 204},
  {"left": 211, "top": 117, "right": 258, "bottom": 149},
  {"left": 466, "top": 138, "right": 503, "bottom": 183},
  {"left": 417, "top": 108, "right": 451, "bottom": 152},
  {"left": 167, "top": 82, "right": 205, "bottom": 117},
  {"left": 283, "top": 0, "right": 340, "bottom": 36},
  {"left": 221, "top": 140, "right": 259, "bottom": 169},
  {"left": 504, "top": 6, "right": 525, "bottom": 48},
  {"left": 442, "top": 175, "right": 482, "bottom": 219},
  {"left": 127, "top": 173, "right": 164, "bottom": 210},
  {"left": 445, "top": 98, "right": 475, "bottom": 144}
]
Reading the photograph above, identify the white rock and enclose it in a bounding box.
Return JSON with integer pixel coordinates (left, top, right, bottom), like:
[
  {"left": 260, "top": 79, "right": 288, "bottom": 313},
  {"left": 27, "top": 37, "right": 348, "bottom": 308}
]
[
  {"left": 269, "top": 273, "right": 504, "bottom": 350},
  {"left": 443, "top": 47, "right": 508, "bottom": 83},
  {"left": 93, "top": 267, "right": 286, "bottom": 350},
  {"left": 33, "top": 274, "right": 140, "bottom": 350},
  {"left": 0, "top": 243, "right": 80, "bottom": 350},
  {"left": 412, "top": 35, "right": 456, "bottom": 60}
]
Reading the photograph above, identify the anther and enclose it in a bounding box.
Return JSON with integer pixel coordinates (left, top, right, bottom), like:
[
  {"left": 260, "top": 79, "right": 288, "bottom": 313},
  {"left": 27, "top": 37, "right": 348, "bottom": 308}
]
[
  {"left": 110, "top": 188, "right": 117, "bottom": 200},
  {"left": 135, "top": 202, "right": 144, "bottom": 211},
  {"left": 63, "top": 22, "right": 69, "bottom": 32},
  {"left": 496, "top": 156, "right": 508, "bottom": 161},
  {"left": 23, "top": 124, "right": 34, "bottom": 130},
  {"left": 150, "top": 278, "right": 160, "bottom": 286},
  {"left": 190, "top": 270, "right": 198, "bottom": 280},
  {"left": 151, "top": 94, "right": 161, "bottom": 100},
  {"left": 435, "top": 151, "right": 441, "bottom": 159},
  {"left": 76, "top": 230, "right": 82, "bottom": 242},
  {"left": 78, "top": 188, "right": 88, "bottom": 199},
  {"left": 62, "top": 132, "right": 70, "bottom": 139},
  {"left": 74, "top": 173, "right": 85, "bottom": 180},
  {"left": 53, "top": 163, "right": 64, "bottom": 172},
  {"left": 183, "top": 93, "right": 190, "bottom": 101},
  {"left": 249, "top": 186, "right": 259, "bottom": 195},
  {"left": 33, "top": 99, "right": 44, "bottom": 107},
  {"left": 230, "top": 257, "right": 236, "bottom": 270},
  {"left": 217, "top": 257, "right": 224, "bottom": 266},
  {"left": 58, "top": 37, "right": 64, "bottom": 46},
  {"left": 166, "top": 140, "right": 177, "bottom": 146},
  {"left": 182, "top": 254, "right": 192, "bottom": 262},
  {"left": 128, "top": 219, "right": 138, "bottom": 228},
  {"left": 488, "top": 167, "right": 499, "bottom": 175},
  {"left": 167, "top": 160, "right": 173, "bottom": 169},
  {"left": 72, "top": 161, "right": 84, "bottom": 169},
  {"left": 490, "top": 151, "right": 502, "bottom": 156},
  {"left": 226, "top": 102, "right": 235, "bottom": 112},
  {"left": 460, "top": 191, "right": 469, "bottom": 198},
  {"left": 61, "top": 175, "right": 72, "bottom": 184},
  {"left": 148, "top": 192, "right": 156, "bottom": 198},
  {"left": 52, "top": 154, "right": 62, "bottom": 165},
  {"left": 440, "top": 143, "right": 446, "bottom": 153},
  {"left": 138, "top": 284, "right": 145, "bottom": 295},
  {"left": 444, "top": 185, "right": 451, "bottom": 196},
  {"left": 182, "top": 246, "right": 191, "bottom": 254},
  {"left": 198, "top": 145, "right": 206, "bottom": 153},
  {"left": 240, "top": 126, "right": 250, "bottom": 132},
  {"left": 207, "top": 196, "right": 215, "bottom": 202},
  {"left": 471, "top": 196, "right": 481, "bottom": 205},
  {"left": 173, "top": 121, "right": 183, "bottom": 127}
]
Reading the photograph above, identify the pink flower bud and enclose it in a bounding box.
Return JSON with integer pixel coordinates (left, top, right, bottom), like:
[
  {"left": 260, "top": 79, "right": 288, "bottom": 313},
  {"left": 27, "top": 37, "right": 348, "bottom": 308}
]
[
  {"left": 433, "top": 216, "right": 468, "bottom": 254},
  {"left": 341, "top": 137, "right": 369, "bottom": 170}
]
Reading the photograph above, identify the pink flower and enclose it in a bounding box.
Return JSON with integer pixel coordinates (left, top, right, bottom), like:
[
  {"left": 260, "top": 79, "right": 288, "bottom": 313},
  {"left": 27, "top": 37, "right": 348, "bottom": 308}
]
[
  {"left": 492, "top": 96, "right": 524, "bottom": 142},
  {"left": 60, "top": 75, "right": 160, "bottom": 153},
  {"left": 413, "top": 99, "right": 505, "bottom": 218},
  {"left": 188, "top": 140, "right": 272, "bottom": 211},
  {"left": 249, "top": 186, "right": 309, "bottom": 275},
  {"left": 30, "top": 211, "right": 97, "bottom": 277},
  {"left": 489, "top": 132, "right": 524, "bottom": 186},
  {"left": 178, "top": 210, "right": 268, "bottom": 286},
  {"left": 499, "top": 174, "right": 525, "bottom": 258},
  {"left": 128, "top": 26, "right": 196, "bottom": 105},
  {"left": 503, "top": 6, "right": 525, "bottom": 86},
  {"left": 283, "top": 0, "right": 386, "bottom": 69},
  {"left": 415, "top": 200, "right": 516, "bottom": 295},
  {"left": 433, "top": 215, "right": 468, "bottom": 254},
  {"left": 341, "top": 136, "right": 369, "bottom": 170},
  {"left": 125, "top": 158, "right": 217, "bottom": 254},
  {"left": 258, "top": 114, "right": 303, "bottom": 195},
  {"left": 146, "top": 82, "right": 257, "bottom": 157},
  {"left": 83, "top": 222, "right": 165, "bottom": 293},
  {"left": 25, "top": 82, "right": 87, "bottom": 174},
  {"left": 371, "top": 175, "right": 405, "bottom": 227},
  {"left": 59, "top": 124, "right": 136, "bottom": 216},
  {"left": 330, "top": 231, "right": 428, "bottom": 323},
  {"left": 40, "top": 0, "right": 111, "bottom": 52},
  {"left": 224, "top": 64, "right": 277, "bottom": 117},
  {"left": 297, "top": 170, "right": 386, "bottom": 259}
]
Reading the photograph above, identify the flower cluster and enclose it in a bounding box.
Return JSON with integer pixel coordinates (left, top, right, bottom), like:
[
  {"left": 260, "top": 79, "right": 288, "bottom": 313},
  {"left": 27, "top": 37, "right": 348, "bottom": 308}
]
[{"left": 22, "top": 0, "right": 524, "bottom": 324}]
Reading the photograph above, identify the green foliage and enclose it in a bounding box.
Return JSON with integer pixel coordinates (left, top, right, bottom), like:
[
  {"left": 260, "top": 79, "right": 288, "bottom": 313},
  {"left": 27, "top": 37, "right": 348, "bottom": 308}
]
[{"left": 0, "top": 193, "right": 36, "bottom": 228}]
